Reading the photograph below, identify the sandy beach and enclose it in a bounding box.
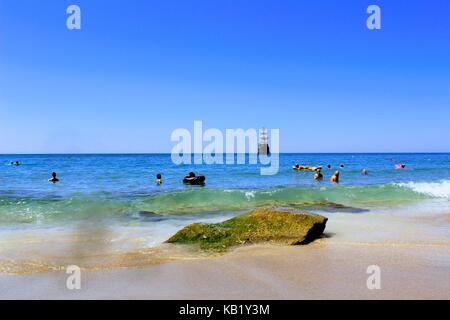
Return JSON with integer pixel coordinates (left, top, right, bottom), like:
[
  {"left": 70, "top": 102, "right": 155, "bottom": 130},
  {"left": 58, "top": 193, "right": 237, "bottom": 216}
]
[
  {"left": 2, "top": 0, "right": 450, "bottom": 304},
  {"left": 1, "top": 209, "right": 448, "bottom": 300}
]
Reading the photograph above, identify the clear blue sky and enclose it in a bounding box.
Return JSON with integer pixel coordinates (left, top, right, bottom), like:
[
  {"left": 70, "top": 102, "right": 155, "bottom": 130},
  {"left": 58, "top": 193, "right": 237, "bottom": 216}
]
[{"left": 0, "top": 0, "right": 449, "bottom": 153}]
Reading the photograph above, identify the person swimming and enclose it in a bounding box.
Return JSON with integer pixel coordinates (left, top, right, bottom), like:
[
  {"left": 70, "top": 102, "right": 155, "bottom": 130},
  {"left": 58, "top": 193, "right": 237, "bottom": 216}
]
[
  {"left": 395, "top": 164, "right": 406, "bottom": 169},
  {"left": 48, "top": 172, "right": 59, "bottom": 183},
  {"left": 293, "top": 164, "right": 317, "bottom": 171},
  {"left": 183, "top": 172, "right": 206, "bottom": 185},
  {"left": 327, "top": 164, "right": 331, "bottom": 169},
  {"left": 361, "top": 169, "right": 368, "bottom": 175},
  {"left": 156, "top": 173, "right": 162, "bottom": 185},
  {"left": 340, "top": 164, "right": 345, "bottom": 168},
  {"left": 330, "top": 170, "right": 340, "bottom": 183},
  {"left": 314, "top": 168, "right": 323, "bottom": 181}
]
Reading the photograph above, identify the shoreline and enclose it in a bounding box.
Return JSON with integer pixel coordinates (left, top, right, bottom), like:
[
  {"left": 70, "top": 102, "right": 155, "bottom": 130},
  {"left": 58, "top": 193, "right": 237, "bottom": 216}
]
[
  {"left": 1, "top": 208, "right": 448, "bottom": 299},
  {"left": 1, "top": 241, "right": 448, "bottom": 299},
  {"left": 1, "top": 205, "right": 448, "bottom": 274}
]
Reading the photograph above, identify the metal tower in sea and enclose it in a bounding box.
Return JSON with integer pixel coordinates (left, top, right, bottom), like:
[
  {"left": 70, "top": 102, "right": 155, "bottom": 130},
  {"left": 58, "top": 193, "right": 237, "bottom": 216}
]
[{"left": 258, "top": 127, "right": 270, "bottom": 155}]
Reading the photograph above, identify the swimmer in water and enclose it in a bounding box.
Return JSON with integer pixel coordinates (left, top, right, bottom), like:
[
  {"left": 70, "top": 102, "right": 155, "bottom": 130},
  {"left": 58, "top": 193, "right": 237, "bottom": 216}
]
[
  {"left": 361, "top": 169, "right": 368, "bottom": 175},
  {"left": 48, "top": 172, "right": 59, "bottom": 183},
  {"left": 340, "top": 164, "right": 345, "bottom": 168},
  {"left": 184, "top": 172, "right": 196, "bottom": 182},
  {"left": 156, "top": 173, "right": 162, "bottom": 185},
  {"left": 327, "top": 164, "right": 331, "bottom": 169},
  {"left": 183, "top": 172, "right": 206, "bottom": 185},
  {"left": 314, "top": 168, "right": 323, "bottom": 181},
  {"left": 331, "top": 170, "right": 340, "bottom": 183}
]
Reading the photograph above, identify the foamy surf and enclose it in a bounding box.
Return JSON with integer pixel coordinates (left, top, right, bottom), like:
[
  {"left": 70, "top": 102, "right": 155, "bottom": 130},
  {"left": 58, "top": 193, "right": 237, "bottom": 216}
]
[
  {"left": 0, "top": 183, "right": 440, "bottom": 224},
  {"left": 395, "top": 180, "right": 450, "bottom": 198}
]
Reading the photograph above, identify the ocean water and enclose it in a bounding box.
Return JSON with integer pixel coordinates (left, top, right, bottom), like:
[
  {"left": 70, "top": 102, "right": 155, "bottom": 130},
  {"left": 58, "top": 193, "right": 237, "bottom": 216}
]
[
  {"left": 1, "top": 153, "right": 449, "bottom": 272},
  {"left": 1, "top": 153, "right": 450, "bottom": 225}
]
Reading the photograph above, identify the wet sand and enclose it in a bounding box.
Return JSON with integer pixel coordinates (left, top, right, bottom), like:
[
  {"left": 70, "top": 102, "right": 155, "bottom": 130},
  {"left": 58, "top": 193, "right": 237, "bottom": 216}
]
[
  {"left": 0, "top": 241, "right": 449, "bottom": 299},
  {"left": 0, "top": 210, "right": 449, "bottom": 299}
]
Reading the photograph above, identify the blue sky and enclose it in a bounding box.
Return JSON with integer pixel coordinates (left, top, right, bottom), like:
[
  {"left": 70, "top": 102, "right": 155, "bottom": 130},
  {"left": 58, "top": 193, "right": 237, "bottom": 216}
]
[{"left": 0, "top": 0, "right": 449, "bottom": 153}]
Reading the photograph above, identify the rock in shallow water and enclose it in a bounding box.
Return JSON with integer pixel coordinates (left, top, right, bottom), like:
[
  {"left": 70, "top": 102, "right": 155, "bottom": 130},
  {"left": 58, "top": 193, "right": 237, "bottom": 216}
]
[
  {"left": 126, "top": 211, "right": 166, "bottom": 221},
  {"left": 166, "top": 208, "right": 328, "bottom": 251}
]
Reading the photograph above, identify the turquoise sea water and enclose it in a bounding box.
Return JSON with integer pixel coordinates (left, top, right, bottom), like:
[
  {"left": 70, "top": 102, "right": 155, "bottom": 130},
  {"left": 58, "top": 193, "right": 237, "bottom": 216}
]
[
  {"left": 1, "top": 153, "right": 450, "bottom": 226},
  {"left": 0, "top": 152, "right": 449, "bottom": 273}
]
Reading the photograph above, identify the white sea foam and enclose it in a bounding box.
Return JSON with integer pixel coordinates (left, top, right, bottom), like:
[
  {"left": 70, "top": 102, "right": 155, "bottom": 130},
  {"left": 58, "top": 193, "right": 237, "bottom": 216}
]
[
  {"left": 396, "top": 180, "right": 450, "bottom": 198},
  {"left": 245, "top": 191, "right": 256, "bottom": 200}
]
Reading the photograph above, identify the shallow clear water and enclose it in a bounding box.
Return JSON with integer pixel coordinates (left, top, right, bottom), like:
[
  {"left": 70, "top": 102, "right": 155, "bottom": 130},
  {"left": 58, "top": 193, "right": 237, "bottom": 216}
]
[
  {"left": 0, "top": 153, "right": 449, "bottom": 274},
  {"left": 1, "top": 153, "right": 450, "bottom": 225}
]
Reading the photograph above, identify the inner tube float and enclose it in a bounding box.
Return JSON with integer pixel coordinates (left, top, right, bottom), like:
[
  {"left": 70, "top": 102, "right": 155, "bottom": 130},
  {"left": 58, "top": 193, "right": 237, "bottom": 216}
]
[{"left": 183, "top": 175, "right": 206, "bottom": 185}]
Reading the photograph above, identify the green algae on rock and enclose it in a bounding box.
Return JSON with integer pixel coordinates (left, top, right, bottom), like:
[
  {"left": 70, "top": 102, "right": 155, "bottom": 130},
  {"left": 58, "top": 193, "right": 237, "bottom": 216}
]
[{"left": 166, "top": 208, "right": 328, "bottom": 251}]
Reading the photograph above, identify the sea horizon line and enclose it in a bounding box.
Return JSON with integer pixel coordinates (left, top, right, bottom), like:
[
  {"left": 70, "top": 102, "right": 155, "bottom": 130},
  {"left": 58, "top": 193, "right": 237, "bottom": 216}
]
[{"left": 1, "top": 152, "right": 450, "bottom": 156}]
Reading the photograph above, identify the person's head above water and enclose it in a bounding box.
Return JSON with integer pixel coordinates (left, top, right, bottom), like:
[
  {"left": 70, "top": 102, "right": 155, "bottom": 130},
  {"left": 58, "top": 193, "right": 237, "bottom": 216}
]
[
  {"left": 327, "top": 164, "right": 331, "bottom": 169},
  {"left": 314, "top": 168, "right": 323, "bottom": 180},
  {"left": 330, "top": 170, "right": 340, "bottom": 183},
  {"left": 188, "top": 172, "right": 196, "bottom": 178},
  {"left": 156, "top": 174, "right": 162, "bottom": 180},
  {"left": 49, "top": 171, "right": 59, "bottom": 183}
]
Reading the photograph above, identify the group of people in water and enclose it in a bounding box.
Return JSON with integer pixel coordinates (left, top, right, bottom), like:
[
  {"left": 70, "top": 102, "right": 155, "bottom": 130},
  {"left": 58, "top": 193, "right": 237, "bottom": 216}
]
[
  {"left": 293, "top": 162, "right": 406, "bottom": 183},
  {"left": 155, "top": 172, "right": 206, "bottom": 185},
  {"left": 293, "top": 163, "right": 347, "bottom": 183},
  {"left": 9, "top": 159, "right": 206, "bottom": 186},
  {"left": 8, "top": 160, "right": 407, "bottom": 186},
  {"left": 45, "top": 171, "right": 205, "bottom": 186}
]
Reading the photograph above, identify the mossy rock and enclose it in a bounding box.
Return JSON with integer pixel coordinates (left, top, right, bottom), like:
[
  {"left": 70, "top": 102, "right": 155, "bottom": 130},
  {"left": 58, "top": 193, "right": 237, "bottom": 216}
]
[{"left": 166, "top": 208, "right": 328, "bottom": 251}]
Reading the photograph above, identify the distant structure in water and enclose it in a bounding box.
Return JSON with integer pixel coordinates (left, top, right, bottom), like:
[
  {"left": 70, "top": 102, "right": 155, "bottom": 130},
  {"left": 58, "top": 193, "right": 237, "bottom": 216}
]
[{"left": 258, "top": 127, "right": 270, "bottom": 155}]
